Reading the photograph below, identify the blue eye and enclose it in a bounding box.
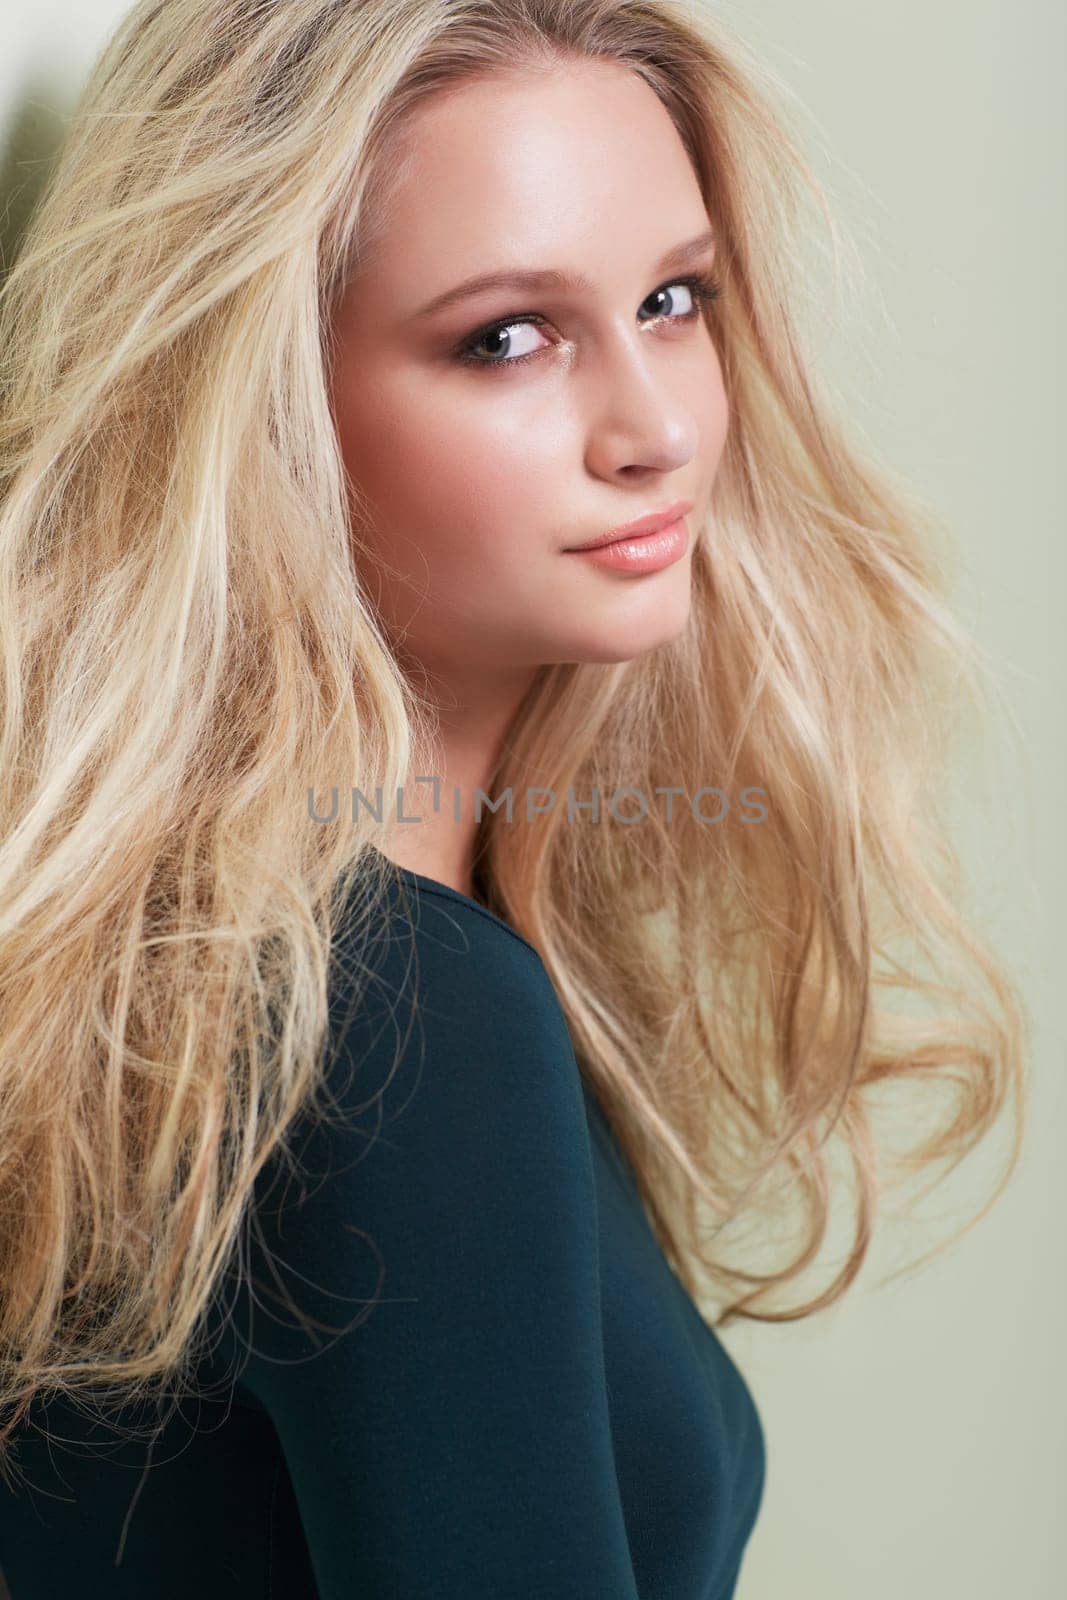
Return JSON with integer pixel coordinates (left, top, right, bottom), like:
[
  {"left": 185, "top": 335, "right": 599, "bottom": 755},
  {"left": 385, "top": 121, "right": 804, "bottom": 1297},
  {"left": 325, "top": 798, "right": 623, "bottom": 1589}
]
[{"left": 454, "top": 271, "right": 722, "bottom": 370}]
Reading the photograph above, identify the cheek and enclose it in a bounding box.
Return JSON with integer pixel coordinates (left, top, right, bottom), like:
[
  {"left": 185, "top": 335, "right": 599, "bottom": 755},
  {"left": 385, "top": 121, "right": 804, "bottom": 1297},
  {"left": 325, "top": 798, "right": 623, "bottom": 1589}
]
[
  {"left": 715, "top": 362, "right": 731, "bottom": 451},
  {"left": 333, "top": 370, "right": 560, "bottom": 585},
  {"left": 691, "top": 340, "right": 728, "bottom": 450},
  {"left": 712, "top": 362, "right": 729, "bottom": 440}
]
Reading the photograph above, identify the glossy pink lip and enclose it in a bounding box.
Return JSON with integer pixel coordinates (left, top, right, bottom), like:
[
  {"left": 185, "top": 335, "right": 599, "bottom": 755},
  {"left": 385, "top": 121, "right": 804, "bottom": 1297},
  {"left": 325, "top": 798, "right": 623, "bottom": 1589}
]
[
  {"left": 565, "top": 498, "right": 694, "bottom": 552},
  {"left": 568, "top": 517, "right": 689, "bottom": 575}
]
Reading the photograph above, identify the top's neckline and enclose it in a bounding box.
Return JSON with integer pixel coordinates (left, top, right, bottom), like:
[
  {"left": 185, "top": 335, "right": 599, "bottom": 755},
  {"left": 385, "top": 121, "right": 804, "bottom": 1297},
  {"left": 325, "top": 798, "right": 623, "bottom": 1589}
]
[
  {"left": 370, "top": 848, "right": 540, "bottom": 959},
  {"left": 368, "top": 845, "right": 485, "bottom": 909}
]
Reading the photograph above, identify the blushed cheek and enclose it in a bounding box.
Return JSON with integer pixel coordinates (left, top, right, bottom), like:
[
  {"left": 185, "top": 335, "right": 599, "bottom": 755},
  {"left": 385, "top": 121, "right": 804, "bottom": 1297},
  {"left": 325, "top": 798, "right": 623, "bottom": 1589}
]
[
  {"left": 333, "top": 404, "right": 500, "bottom": 607},
  {"left": 340, "top": 380, "right": 556, "bottom": 577},
  {"left": 338, "top": 375, "right": 462, "bottom": 509}
]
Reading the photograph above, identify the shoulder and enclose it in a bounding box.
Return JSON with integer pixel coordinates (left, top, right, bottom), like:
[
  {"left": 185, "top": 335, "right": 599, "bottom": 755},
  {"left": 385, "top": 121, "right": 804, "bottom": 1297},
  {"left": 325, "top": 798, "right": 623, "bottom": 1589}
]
[
  {"left": 329, "top": 869, "right": 569, "bottom": 1088},
  {"left": 219, "top": 882, "right": 639, "bottom": 1600},
  {"left": 233, "top": 866, "right": 597, "bottom": 1363},
  {"left": 278, "top": 868, "right": 588, "bottom": 1212}
]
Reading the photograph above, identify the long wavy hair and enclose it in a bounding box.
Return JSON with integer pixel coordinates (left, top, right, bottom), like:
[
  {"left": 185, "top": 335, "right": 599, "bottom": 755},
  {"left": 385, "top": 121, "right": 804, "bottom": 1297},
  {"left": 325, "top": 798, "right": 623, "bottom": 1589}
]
[{"left": 0, "top": 0, "right": 1028, "bottom": 1473}]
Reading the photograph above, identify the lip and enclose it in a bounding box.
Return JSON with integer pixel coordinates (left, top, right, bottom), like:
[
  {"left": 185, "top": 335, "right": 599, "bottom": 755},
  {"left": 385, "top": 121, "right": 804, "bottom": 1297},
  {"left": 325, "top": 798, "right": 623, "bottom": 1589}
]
[
  {"left": 567, "top": 517, "right": 690, "bottom": 575},
  {"left": 565, "top": 498, "right": 694, "bottom": 552}
]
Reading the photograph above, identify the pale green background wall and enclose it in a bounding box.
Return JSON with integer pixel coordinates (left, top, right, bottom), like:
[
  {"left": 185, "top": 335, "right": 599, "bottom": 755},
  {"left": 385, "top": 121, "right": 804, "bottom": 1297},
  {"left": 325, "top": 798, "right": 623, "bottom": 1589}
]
[{"left": 2, "top": 4, "right": 1062, "bottom": 1597}]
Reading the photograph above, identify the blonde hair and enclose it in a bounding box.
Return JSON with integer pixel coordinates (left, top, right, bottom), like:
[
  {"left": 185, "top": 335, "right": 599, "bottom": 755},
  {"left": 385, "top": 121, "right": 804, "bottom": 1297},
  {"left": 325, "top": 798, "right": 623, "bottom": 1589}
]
[{"left": 0, "top": 0, "right": 1028, "bottom": 1475}]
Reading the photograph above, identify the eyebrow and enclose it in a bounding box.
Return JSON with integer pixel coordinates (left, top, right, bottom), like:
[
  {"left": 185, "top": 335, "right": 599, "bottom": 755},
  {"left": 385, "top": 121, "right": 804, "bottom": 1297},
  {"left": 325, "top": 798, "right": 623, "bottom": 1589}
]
[{"left": 411, "top": 227, "right": 718, "bottom": 320}]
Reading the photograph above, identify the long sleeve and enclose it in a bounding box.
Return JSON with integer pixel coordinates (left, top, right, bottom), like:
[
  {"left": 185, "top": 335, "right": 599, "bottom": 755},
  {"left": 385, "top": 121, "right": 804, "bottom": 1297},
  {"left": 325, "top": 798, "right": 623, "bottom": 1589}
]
[
  {"left": 225, "top": 885, "right": 642, "bottom": 1598},
  {"left": 0, "top": 872, "right": 764, "bottom": 1597}
]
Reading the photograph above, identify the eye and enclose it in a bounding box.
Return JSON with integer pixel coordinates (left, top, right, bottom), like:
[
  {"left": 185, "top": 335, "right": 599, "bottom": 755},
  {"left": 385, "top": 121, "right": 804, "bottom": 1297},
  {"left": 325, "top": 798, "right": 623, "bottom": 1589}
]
[
  {"left": 454, "top": 271, "right": 722, "bottom": 371},
  {"left": 460, "top": 318, "right": 550, "bottom": 367}
]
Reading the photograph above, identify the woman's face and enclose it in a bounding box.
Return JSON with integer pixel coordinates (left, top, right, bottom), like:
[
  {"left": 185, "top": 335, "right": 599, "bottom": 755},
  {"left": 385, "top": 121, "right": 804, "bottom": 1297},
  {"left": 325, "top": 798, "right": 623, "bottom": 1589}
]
[{"left": 328, "top": 59, "right": 729, "bottom": 689}]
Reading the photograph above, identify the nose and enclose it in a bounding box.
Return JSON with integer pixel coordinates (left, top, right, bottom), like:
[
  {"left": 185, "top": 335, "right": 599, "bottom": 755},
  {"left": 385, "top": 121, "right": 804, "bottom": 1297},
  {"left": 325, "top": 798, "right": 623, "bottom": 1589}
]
[{"left": 582, "top": 326, "right": 700, "bottom": 481}]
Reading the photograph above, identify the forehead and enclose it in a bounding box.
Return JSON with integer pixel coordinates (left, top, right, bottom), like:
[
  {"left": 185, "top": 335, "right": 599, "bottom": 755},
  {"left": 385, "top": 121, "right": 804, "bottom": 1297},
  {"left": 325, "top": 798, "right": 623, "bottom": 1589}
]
[{"left": 360, "top": 59, "right": 706, "bottom": 279}]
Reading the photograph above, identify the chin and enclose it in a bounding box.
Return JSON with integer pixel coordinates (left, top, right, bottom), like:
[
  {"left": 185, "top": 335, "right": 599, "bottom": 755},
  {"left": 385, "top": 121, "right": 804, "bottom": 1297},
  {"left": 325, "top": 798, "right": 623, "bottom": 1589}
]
[{"left": 561, "top": 589, "right": 693, "bottom": 664}]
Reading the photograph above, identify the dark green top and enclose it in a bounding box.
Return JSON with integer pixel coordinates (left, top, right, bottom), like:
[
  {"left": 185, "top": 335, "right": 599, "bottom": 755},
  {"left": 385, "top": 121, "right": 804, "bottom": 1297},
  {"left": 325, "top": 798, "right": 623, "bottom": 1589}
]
[{"left": 0, "top": 864, "right": 765, "bottom": 1598}]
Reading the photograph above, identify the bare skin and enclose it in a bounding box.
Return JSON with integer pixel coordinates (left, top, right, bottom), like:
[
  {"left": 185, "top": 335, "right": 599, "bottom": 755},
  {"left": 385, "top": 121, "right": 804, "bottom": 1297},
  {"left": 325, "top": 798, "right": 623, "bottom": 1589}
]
[{"left": 327, "top": 58, "right": 729, "bottom": 896}]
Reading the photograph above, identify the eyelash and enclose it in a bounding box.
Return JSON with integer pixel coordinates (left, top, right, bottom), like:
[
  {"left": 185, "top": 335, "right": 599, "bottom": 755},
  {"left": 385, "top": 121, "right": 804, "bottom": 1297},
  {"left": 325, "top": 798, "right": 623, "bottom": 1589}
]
[{"left": 454, "top": 270, "right": 723, "bottom": 370}]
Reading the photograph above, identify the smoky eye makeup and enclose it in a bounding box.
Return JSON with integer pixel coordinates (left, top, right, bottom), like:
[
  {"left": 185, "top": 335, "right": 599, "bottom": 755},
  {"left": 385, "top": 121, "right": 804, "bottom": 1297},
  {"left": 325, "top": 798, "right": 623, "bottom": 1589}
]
[{"left": 452, "top": 270, "right": 723, "bottom": 371}]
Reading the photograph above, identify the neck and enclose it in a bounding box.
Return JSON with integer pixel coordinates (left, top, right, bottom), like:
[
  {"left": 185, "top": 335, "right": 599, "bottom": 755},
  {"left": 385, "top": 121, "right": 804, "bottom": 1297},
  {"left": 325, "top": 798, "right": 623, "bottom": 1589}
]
[{"left": 377, "top": 658, "right": 541, "bottom": 898}]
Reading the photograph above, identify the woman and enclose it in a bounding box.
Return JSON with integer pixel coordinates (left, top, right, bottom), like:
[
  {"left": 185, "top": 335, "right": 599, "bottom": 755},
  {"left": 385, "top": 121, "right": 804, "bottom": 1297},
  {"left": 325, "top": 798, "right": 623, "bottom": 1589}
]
[{"left": 0, "top": 1, "right": 1027, "bottom": 1596}]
